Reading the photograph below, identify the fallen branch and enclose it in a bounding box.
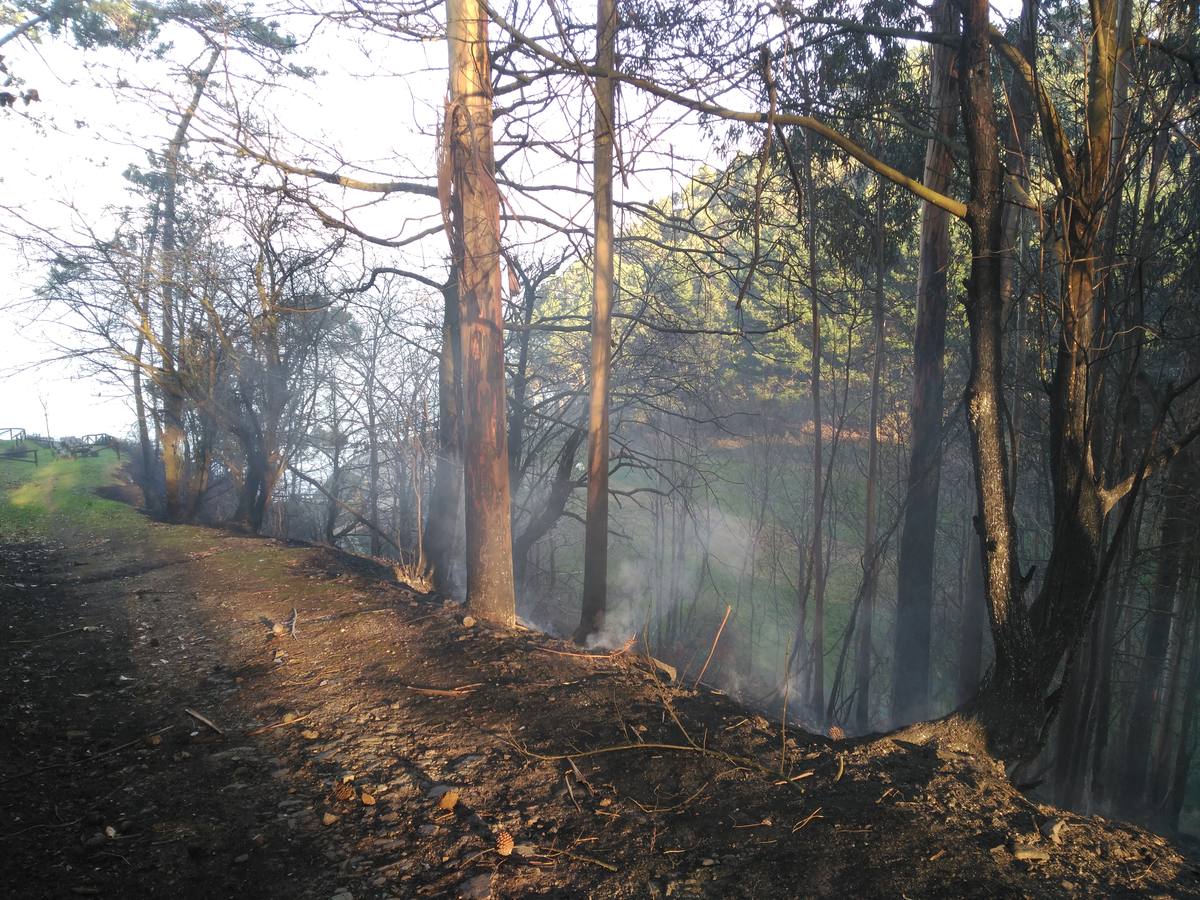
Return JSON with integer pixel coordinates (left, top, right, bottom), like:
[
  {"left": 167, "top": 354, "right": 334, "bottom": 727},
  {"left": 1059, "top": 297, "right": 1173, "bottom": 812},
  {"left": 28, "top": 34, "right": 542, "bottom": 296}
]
[
  {"left": 692, "top": 605, "right": 732, "bottom": 689},
  {"left": 503, "top": 735, "right": 800, "bottom": 793},
  {"left": 9, "top": 625, "right": 101, "bottom": 644},
  {"left": 553, "top": 849, "right": 618, "bottom": 872},
  {"left": 403, "top": 682, "right": 482, "bottom": 697},
  {"left": 537, "top": 636, "right": 635, "bottom": 661},
  {"left": 0, "top": 725, "right": 176, "bottom": 783},
  {"left": 792, "top": 807, "right": 824, "bottom": 832},
  {"left": 184, "top": 708, "right": 225, "bottom": 736},
  {"left": 245, "top": 712, "right": 313, "bottom": 736}
]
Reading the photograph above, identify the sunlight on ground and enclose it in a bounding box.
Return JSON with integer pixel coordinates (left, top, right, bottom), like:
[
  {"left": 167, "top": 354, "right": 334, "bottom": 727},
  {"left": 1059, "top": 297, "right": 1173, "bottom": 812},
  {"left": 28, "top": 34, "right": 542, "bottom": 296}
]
[{"left": 0, "top": 452, "right": 129, "bottom": 537}]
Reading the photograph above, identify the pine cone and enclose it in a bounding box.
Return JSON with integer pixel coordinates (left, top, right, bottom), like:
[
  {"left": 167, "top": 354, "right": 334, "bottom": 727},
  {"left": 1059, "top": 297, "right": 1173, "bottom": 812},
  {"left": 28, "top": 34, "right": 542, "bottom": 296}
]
[{"left": 496, "top": 830, "right": 514, "bottom": 857}]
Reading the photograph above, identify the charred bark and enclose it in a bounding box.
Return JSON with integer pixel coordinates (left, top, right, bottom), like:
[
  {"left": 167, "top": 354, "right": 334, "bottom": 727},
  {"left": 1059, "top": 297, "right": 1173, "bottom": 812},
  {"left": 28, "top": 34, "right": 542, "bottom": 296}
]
[
  {"left": 891, "top": 0, "right": 958, "bottom": 726},
  {"left": 446, "top": 0, "right": 516, "bottom": 624},
  {"left": 578, "top": 0, "right": 617, "bottom": 644}
]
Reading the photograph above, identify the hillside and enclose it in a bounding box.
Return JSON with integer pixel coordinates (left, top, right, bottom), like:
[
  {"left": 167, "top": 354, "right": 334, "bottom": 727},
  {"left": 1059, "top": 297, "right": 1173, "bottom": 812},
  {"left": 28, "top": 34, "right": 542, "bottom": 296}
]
[{"left": 0, "top": 454, "right": 1197, "bottom": 899}]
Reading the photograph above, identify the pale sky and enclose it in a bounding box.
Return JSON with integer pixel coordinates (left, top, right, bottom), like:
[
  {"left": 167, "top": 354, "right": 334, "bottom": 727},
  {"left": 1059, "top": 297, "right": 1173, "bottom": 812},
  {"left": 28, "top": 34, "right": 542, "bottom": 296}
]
[
  {"left": 0, "top": 2, "right": 1022, "bottom": 441},
  {"left": 1, "top": 16, "right": 450, "bottom": 439}
]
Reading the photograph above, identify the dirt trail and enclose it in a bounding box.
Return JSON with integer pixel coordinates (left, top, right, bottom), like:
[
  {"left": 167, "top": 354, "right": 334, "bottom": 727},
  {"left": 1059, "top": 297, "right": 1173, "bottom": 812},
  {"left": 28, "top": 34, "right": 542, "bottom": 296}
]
[{"left": 1, "top": 470, "right": 1198, "bottom": 899}]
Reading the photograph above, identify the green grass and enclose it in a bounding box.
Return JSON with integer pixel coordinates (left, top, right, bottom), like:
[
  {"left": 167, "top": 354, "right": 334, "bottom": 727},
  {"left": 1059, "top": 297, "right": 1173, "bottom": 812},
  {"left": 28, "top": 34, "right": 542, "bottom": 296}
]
[{"left": 0, "top": 451, "right": 145, "bottom": 541}]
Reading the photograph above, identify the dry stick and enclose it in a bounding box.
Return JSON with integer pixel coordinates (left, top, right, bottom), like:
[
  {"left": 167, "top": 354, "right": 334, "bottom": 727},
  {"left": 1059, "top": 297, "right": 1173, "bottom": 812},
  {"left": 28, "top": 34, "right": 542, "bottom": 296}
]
[
  {"left": 691, "top": 605, "right": 732, "bottom": 690},
  {"left": 537, "top": 647, "right": 613, "bottom": 660},
  {"left": 403, "top": 682, "right": 482, "bottom": 697},
  {"left": 792, "top": 807, "right": 824, "bottom": 832},
  {"left": 184, "top": 708, "right": 225, "bottom": 736},
  {"left": 245, "top": 712, "right": 313, "bottom": 736},
  {"left": 629, "top": 777, "right": 713, "bottom": 815},
  {"left": 505, "top": 737, "right": 797, "bottom": 792},
  {"left": 9, "top": 625, "right": 101, "bottom": 644},
  {"left": 554, "top": 849, "right": 618, "bottom": 872},
  {"left": 0, "top": 725, "right": 176, "bottom": 784}
]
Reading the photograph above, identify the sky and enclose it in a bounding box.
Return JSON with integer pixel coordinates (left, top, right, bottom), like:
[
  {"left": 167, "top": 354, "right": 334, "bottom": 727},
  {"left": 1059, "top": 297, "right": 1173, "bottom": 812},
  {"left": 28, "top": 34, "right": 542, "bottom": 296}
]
[
  {"left": 0, "top": 1, "right": 1024, "bottom": 442},
  {"left": 0, "top": 16, "right": 448, "bottom": 439},
  {"left": 0, "top": 2, "right": 704, "bottom": 440}
]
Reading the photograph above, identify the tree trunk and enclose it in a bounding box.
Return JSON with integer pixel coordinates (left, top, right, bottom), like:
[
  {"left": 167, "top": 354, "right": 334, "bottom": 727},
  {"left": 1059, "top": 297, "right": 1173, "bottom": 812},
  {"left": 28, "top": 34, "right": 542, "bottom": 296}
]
[
  {"left": 1149, "top": 560, "right": 1193, "bottom": 822},
  {"left": 516, "top": 429, "right": 585, "bottom": 584},
  {"left": 423, "top": 277, "right": 465, "bottom": 591},
  {"left": 891, "top": 0, "right": 958, "bottom": 726},
  {"left": 958, "top": 511, "right": 986, "bottom": 704},
  {"left": 854, "top": 178, "right": 887, "bottom": 733},
  {"left": 507, "top": 278, "right": 535, "bottom": 492},
  {"left": 132, "top": 333, "right": 154, "bottom": 489},
  {"left": 577, "top": 0, "right": 617, "bottom": 643},
  {"left": 1120, "top": 454, "right": 1194, "bottom": 811},
  {"left": 957, "top": 0, "right": 1041, "bottom": 758},
  {"left": 324, "top": 379, "right": 343, "bottom": 545},
  {"left": 801, "top": 126, "right": 825, "bottom": 724},
  {"left": 1161, "top": 579, "right": 1200, "bottom": 832},
  {"left": 158, "top": 47, "right": 219, "bottom": 522},
  {"left": 446, "top": 0, "right": 516, "bottom": 625},
  {"left": 367, "top": 382, "right": 382, "bottom": 557}
]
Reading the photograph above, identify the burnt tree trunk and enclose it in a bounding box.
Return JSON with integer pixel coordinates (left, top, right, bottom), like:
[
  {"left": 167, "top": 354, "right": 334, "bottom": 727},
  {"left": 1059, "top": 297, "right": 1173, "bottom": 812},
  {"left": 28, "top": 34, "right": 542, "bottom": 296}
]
[
  {"left": 958, "top": 510, "right": 986, "bottom": 704},
  {"left": 854, "top": 177, "right": 887, "bottom": 732},
  {"left": 1120, "top": 453, "right": 1195, "bottom": 811},
  {"left": 956, "top": 0, "right": 1041, "bottom": 757},
  {"left": 423, "top": 277, "right": 464, "bottom": 592},
  {"left": 446, "top": 0, "right": 516, "bottom": 624},
  {"left": 577, "top": 0, "right": 617, "bottom": 643},
  {"left": 891, "top": 0, "right": 958, "bottom": 726},
  {"left": 802, "top": 125, "right": 826, "bottom": 724},
  {"left": 1160, "top": 578, "right": 1200, "bottom": 831}
]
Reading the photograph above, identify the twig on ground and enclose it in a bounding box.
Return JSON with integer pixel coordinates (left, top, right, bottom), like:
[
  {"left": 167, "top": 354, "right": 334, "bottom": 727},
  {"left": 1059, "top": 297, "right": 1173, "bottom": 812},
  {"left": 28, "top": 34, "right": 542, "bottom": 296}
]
[
  {"left": 691, "top": 605, "right": 732, "bottom": 689},
  {"left": 9, "top": 625, "right": 101, "bottom": 644},
  {"left": 184, "top": 708, "right": 225, "bottom": 736},
  {"left": 550, "top": 849, "right": 618, "bottom": 872},
  {"left": 245, "top": 712, "right": 313, "bottom": 736},
  {"left": 792, "top": 807, "right": 824, "bottom": 832},
  {"left": 537, "top": 637, "right": 634, "bottom": 661},
  {"left": 503, "top": 736, "right": 797, "bottom": 790},
  {"left": 629, "top": 778, "right": 713, "bottom": 815},
  {"left": 0, "top": 725, "right": 175, "bottom": 783},
  {"left": 0, "top": 817, "right": 83, "bottom": 840},
  {"left": 402, "top": 682, "right": 482, "bottom": 697}
]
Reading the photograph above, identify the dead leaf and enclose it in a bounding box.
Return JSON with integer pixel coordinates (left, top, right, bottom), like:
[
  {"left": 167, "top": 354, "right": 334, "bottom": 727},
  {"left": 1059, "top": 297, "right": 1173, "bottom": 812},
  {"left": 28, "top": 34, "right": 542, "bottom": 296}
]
[
  {"left": 437, "top": 789, "right": 460, "bottom": 812},
  {"left": 361, "top": 792, "right": 376, "bottom": 806},
  {"left": 301, "top": 730, "right": 319, "bottom": 740}
]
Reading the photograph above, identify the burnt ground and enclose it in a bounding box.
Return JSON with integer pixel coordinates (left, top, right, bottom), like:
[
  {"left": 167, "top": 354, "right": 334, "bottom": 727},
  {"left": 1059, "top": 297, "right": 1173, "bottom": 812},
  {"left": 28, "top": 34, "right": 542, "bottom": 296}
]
[{"left": 2, "top": 473, "right": 1199, "bottom": 899}]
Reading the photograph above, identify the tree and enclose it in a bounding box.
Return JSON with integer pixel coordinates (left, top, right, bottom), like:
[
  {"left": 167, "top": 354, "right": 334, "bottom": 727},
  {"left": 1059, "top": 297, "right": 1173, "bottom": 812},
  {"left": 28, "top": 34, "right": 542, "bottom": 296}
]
[
  {"left": 577, "top": 0, "right": 616, "bottom": 643},
  {"left": 891, "top": 0, "right": 957, "bottom": 727},
  {"left": 158, "top": 45, "right": 219, "bottom": 520},
  {"left": 444, "top": 0, "right": 516, "bottom": 625}
]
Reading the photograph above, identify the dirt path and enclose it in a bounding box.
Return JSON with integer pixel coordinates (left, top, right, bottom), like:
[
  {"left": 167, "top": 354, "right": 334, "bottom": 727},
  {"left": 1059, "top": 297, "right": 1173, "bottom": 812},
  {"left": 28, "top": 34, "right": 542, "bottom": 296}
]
[{"left": 1, "top": 463, "right": 1198, "bottom": 899}]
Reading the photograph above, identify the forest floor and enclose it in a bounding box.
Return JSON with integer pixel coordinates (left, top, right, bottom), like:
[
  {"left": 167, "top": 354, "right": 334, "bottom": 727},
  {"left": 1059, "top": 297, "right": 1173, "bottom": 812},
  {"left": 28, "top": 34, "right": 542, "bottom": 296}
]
[{"left": 1, "top": 455, "right": 1198, "bottom": 899}]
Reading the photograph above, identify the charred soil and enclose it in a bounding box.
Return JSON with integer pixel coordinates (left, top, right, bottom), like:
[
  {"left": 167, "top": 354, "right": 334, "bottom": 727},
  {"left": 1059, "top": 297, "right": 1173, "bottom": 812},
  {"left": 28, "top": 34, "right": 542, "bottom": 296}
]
[{"left": 1, "top": 463, "right": 1197, "bottom": 899}]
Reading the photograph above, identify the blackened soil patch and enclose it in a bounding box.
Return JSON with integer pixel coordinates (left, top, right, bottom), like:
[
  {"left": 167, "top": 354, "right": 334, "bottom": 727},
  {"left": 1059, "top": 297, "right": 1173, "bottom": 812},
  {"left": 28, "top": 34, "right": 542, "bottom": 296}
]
[{"left": 1, "top": 477, "right": 1198, "bottom": 898}]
